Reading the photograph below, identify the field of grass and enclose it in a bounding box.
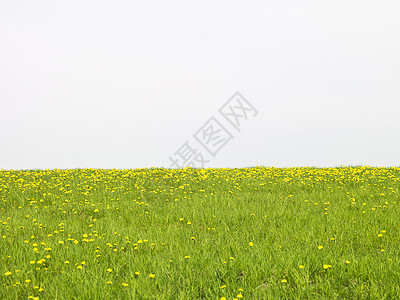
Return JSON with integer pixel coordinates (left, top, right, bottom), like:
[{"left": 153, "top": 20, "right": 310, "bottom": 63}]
[{"left": 1, "top": 167, "right": 400, "bottom": 299}]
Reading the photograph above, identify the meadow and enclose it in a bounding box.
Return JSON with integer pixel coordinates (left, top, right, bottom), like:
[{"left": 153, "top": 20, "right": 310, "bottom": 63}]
[{"left": 1, "top": 167, "right": 399, "bottom": 299}]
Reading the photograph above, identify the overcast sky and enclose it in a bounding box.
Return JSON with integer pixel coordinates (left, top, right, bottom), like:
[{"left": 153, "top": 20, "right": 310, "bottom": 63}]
[{"left": 1, "top": 1, "right": 399, "bottom": 170}]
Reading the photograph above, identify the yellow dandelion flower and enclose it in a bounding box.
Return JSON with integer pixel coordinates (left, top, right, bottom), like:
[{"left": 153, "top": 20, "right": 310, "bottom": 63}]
[
  {"left": 149, "top": 273, "right": 155, "bottom": 278},
  {"left": 323, "top": 264, "right": 331, "bottom": 269},
  {"left": 281, "top": 279, "right": 287, "bottom": 283},
  {"left": 249, "top": 242, "right": 254, "bottom": 246},
  {"left": 4, "top": 271, "right": 12, "bottom": 276}
]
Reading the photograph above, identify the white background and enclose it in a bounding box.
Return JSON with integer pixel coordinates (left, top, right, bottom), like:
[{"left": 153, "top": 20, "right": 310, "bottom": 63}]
[{"left": 1, "top": 1, "right": 399, "bottom": 170}]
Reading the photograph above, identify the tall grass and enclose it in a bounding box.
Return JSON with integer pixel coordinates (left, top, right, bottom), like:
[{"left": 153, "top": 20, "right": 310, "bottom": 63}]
[{"left": 1, "top": 167, "right": 399, "bottom": 299}]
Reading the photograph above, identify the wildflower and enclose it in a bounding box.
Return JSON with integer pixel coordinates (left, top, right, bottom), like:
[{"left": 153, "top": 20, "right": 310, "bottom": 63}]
[
  {"left": 4, "top": 271, "right": 12, "bottom": 276},
  {"left": 220, "top": 285, "right": 227, "bottom": 289},
  {"left": 107, "top": 281, "right": 112, "bottom": 284},
  {"left": 377, "top": 234, "right": 383, "bottom": 238},
  {"left": 299, "top": 265, "right": 304, "bottom": 269},
  {"left": 345, "top": 261, "right": 350, "bottom": 264},
  {"left": 323, "top": 264, "right": 331, "bottom": 269},
  {"left": 122, "top": 282, "right": 128, "bottom": 287},
  {"left": 249, "top": 242, "right": 254, "bottom": 246},
  {"left": 107, "top": 268, "right": 112, "bottom": 273},
  {"left": 281, "top": 279, "right": 287, "bottom": 283},
  {"left": 237, "top": 294, "right": 243, "bottom": 298},
  {"left": 135, "top": 271, "right": 140, "bottom": 276},
  {"left": 318, "top": 246, "right": 323, "bottom": 250},
  {"left": 149, "top": 273, "right": 155, "bottom": 278}
]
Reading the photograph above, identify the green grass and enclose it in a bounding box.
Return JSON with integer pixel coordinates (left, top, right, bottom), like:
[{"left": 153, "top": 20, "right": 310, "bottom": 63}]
[{"left": 1, "top": 167, "right": 400, "bottom": 299}]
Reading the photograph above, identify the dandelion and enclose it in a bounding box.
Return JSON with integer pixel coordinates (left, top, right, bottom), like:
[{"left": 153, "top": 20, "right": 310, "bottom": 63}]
[
  {"left": 221, "top": 285, "right": 227, "bottom": 289},
  {"left": 377, "top": 234, "right": 383, "bottom": 237},
  {"left": 149, "top": 273, "right": 155, "bottom": 278},
  {"left": 4, "top": 271, "right": 12, "bottom": 276},
  {"left": 122, "top": 282, "right": 128, "bottom": 287},
  {"left": 237, "top": 294, "right": 243, "bottom": 298},
  {"left": 345, "top": 261, "right": 350, "bottom": 264},
  {"left": 318, "top": 245, "right": 323, "bottom": 250},
  {"left": 323, "top": 264, "right": 331, "bottom": 269},
  {"left": 107, "top": 268, "right": 112, "bottom": 273},
  {"left": 281, "top": 279, "right": 287, "bottom": 283},
  {"left": 77, "top": 265, "right": 83, "bottom": 269},
  {"left": 249, "top": 242, "right": 254, "bottom": 246},
  {"left": 107, "top": 281, "right": 112, "bottom": 284},
  {"left": 135, "top": 271, "right": 140, "bottom": 276},
  {"left": 299, "top": 265, "right": 304, "bottom": 269}
]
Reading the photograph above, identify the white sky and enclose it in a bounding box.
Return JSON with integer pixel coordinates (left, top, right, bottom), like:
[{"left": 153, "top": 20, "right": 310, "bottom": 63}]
[{"left": 1, "top": 1, "right": 399, "bottom": 170}]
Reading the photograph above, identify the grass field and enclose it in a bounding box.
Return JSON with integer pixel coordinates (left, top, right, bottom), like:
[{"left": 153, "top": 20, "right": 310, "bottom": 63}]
[{"left": 1, "top": 167, "right": 399, "bottom": 299}]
